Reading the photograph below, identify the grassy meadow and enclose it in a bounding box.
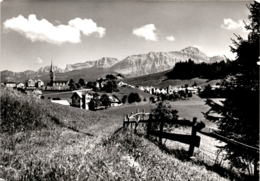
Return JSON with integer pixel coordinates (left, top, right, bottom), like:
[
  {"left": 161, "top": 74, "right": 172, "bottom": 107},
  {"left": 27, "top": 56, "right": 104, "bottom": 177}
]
[{"left": 0, "top": 88, "right": 239, "bottom": 180}]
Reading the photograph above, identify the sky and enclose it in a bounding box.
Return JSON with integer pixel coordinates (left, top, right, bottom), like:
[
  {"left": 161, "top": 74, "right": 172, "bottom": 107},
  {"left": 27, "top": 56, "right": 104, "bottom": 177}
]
[{"left": 0, "top": 0, "right": 252, "bottom": 72}]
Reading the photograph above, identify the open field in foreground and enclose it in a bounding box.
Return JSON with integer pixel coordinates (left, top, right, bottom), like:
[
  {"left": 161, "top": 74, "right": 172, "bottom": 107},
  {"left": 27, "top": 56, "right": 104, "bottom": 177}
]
[{"left": 0, "top": 88, "right": 241, "bottom": 180}]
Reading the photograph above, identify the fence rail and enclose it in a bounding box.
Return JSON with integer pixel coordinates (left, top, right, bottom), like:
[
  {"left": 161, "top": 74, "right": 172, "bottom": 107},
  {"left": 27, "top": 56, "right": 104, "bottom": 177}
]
[
  {"left": 123, "top": 109, "right": 259, "bottom": 178},
  {"left": 123, "top": 110, "right": 204, "bottom": 157},
  {"left": 123, "top": 109, "right": 259, "bottom": 156}
]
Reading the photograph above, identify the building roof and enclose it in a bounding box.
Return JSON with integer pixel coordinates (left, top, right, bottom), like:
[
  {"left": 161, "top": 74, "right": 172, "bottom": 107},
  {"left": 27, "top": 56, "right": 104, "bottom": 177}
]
[
  {"left": 72, "top": 91, "right": 83, "bottom": 98},
  {"left": 72, "top": 89, "right": 95, "bottom": 98},
  {"left": 5, "top": 81, "right": 16, "bottom": 84},
  {"left": 208, "top": 98, "right": 226, "bottom": 107},
  {"left": 109, "top": 95, "right": 120, "bottom": 103}
]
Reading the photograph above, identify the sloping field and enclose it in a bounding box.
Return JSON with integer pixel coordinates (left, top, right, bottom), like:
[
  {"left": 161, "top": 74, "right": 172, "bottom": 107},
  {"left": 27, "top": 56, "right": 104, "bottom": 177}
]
[
  {"left": 0, "top": 88, "right": 232, "bottom": 180},
  {"left": 124, "top": 70, "right": 221, "bottom": 88}
]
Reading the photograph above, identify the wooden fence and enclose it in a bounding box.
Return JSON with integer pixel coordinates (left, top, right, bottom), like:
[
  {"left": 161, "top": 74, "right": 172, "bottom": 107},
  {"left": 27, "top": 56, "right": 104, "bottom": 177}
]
[
  {"left": 123, "top": 109, "right": 205, "bottom": 157},
  {"left": 123, "top": 109, "right": 259, "bottom": 178}
]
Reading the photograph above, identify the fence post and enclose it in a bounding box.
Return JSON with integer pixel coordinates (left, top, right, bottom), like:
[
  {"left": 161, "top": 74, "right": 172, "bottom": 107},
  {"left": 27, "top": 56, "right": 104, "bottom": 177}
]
[
  {"left": 254, "top": 157, "right": 258, "bottom": 180},
  {"left": 127, "top": 114, "right": 130, "bottom": 128},
  {"left": 188, "top": 117, "right": 197, "bottom": 157},
  {"left": 159, "top": 121, "right": 164, "bottom": 146},
  {"left": 123, "top": 115, "right": 126, "bottom": 128}
]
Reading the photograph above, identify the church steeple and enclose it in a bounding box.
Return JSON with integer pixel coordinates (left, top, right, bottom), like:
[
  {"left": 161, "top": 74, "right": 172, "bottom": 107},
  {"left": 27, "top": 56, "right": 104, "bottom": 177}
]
[
  {"left": 50, "top": 60, "right": 53, "bottom": 72},
  {"left": 50, "top": 60, "right": 55, "bottom": 86}
]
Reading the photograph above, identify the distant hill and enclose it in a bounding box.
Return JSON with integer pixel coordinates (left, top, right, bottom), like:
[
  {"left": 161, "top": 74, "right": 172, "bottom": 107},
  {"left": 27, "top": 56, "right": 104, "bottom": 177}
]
[
  {"left": 124, "top": 70, "right": 221, "bottom": 88},
  {"left": 1, "top": 46, "right": 225, "bottom": 83},
  {"left": 0, "top": 67, "right": 114, "bottom": 83}
]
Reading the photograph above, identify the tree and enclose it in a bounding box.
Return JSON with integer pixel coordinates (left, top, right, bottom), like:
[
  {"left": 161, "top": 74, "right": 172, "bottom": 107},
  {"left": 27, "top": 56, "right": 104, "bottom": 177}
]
[
  {"left": 68, "top": 79, "right": 76, "bottom": 90},
  {"left": 149, "top": 101, "right": 179, "bottom": 133},
  {"left": 199, "top": 84, "right": 212, "bottom": 98},
  {"left": 100, "top": 94, "right": 111, "bottom": 108},
  {"left": 207, "top": 2, "right": 259, "bottom": 178},
  {"left": 122, "top": 95, "right": 128, "bottom": 104},
  {"left": 86, "top": 81, "right": 95, "bottom": 89},
  {"left": 78, "top": 78, "right": 86, "bottom": 87},
  {"left": 149, "top": 96, "right": 156, "bottom": 103},
  {"left": 128, "top": 93, "right": 141, "bottom": 104},
  {"left": 103, "top": 80, "right": 118, "bottom": 93},
  {"left": 89, "top": 93, "right": 101, "bottom": 111},
  {"left": 106, "top": 74, "right": 117, "bottom": 80}
]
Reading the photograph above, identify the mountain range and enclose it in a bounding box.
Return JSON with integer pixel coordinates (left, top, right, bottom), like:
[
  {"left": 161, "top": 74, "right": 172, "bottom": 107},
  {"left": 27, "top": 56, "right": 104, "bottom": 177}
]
[{"left": 1, "top": 46, "right": 225, "bottom": 83}]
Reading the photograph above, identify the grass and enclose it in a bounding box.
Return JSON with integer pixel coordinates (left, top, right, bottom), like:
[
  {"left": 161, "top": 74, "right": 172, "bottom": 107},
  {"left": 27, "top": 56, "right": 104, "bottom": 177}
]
[{"left": 0, "top": 88, "right": 241, "bottom": 180}]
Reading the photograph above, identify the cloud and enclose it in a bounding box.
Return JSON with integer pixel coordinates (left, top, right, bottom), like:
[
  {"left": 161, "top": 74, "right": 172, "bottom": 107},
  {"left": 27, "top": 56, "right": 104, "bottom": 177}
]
[
  {"left": 221, "top": 18, "right": 248, "bottom": 32},
  {"left": 3, "top": 14, "right": 106, "bottom": 45},
  {"left": 132, "top": 24, "right": 158, "bottom": 41},
  {"left": 36, "top": 57, "right": 43, "bottom": 64},
  {"left": 68, "top": 18, "right": 106, "bottom": 38},
  {"left": 166, "top": 35, "right": 175, "bottom": 41}
]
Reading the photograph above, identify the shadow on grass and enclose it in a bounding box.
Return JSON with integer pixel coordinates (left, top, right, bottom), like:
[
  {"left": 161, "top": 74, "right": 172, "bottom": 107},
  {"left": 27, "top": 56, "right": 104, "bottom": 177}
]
[
  {"left": 50, "top": 115, "right": 94, "bottom": 137},
  {"left": 142, "top": 133, "right": 249, "bottom": 181}
]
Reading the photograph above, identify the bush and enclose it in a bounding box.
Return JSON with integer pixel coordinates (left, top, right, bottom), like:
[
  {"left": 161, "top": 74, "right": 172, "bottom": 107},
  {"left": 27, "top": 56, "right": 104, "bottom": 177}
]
[
  {"left": 103, "top": 80, "right": 118, "bottom": 93},
  {"left": 100, "top": 94, "right": 111, "bottom": 108},
  {"left": 128, "top": 93, "right": 141, "bottom": 104},
  {"left": 149, "top": 101, "right": 179, "bottom": 131},
  {"left": 149, "top": 97, "right": 156, "bottom": 103},
  {"left": 122, "top": 95, "right": 128, "bottom": 104}
]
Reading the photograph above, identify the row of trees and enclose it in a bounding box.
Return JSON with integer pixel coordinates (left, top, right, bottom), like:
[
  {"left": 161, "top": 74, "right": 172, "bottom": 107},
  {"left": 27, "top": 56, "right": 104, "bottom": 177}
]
[
  {"left": 121, "top": 93, "right": 142, "bottom": 104},
  {"left": 89, "top": 93, "right": 119, "bottom": 110},
  {"left": 68, "top": 74, "right": 119, "bottom": 93},
  {"left": 68, "top": 78, "right": 85, "bottom": 90},
  {"left": 166, "top": 59, "right": 237, "bottom": 80},
  {"left": 89, "top": 92, "right": 145, "bottom": 110}
]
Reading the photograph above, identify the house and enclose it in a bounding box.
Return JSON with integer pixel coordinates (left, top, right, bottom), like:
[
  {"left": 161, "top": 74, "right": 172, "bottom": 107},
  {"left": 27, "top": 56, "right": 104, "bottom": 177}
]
[
  {"left": 51, "top": 99, "right": 70, "bottom": 106},
  {"left": 187, "top": 86, "right": 199, "bottom": 94},
  {"left": 35, "top": 79, "right": 44, "bottom": 88},
  {"left": 71, "top": 90, "right": 94, "bottom": 110},
  {"left": 211, "top": 84, "right": 221, "bottom": 90},
  {"left": 5, "top": 82, "right": 17, "bottom": 88},
  {"left": 52, "top": 80, "right": 68, "bottom": 87},
  {"left": 109, "top": 95, "right": 122, "bottom": 107},
  {"left": 16, "top": 82, "right": 25, "bottom": 89},
  {"left": 46, "top": 80, "right": 69, "bottom": 90},
  {"left": 160, "top": 88, "right": 167, "bottom": 95},
  {"left": 27, "top": 79, "right": 35, "bottom": 87},
  {"left": 118, "top": 81, "right": 127, "bottom": 87},
  {"left": 137, "top": 86, "right": 145, "bottom": 91}
]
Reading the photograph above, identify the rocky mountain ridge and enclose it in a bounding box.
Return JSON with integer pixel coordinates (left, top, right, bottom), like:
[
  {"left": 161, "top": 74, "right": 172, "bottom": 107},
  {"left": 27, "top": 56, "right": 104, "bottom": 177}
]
[{"left": 1, "top": 46, "right": 225, "bottom": 82}]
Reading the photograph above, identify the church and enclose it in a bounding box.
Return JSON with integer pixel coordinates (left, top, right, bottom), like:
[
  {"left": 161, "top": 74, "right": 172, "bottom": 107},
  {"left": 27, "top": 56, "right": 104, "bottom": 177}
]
[{"left": 46, "top": 61, "right": 69, "bottom": 90}]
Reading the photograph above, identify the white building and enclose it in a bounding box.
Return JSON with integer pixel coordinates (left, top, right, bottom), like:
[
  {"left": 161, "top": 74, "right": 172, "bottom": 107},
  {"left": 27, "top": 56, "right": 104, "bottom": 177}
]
[
  {"left": 16, "top": 82, "right": 25, "bottom": 89},
  {"left": 71, "top": 90, "right": 94, "bottom": 110}
]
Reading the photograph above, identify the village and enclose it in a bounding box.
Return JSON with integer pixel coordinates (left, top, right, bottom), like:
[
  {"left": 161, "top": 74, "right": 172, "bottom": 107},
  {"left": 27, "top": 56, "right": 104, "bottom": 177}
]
[{"left": 2, "top": 61, "right": 224, "bottom": 112}]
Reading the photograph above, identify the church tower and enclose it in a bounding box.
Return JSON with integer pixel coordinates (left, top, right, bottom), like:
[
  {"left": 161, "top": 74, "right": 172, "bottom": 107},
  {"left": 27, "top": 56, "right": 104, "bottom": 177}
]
[{"left": 50, "top": 60, "right": 55, "bottom": 86}]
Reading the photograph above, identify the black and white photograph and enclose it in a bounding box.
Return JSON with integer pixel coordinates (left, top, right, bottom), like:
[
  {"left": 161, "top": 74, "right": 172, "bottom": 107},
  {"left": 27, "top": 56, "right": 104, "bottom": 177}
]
[{"left": 0, "top": 0, "right": 259, "bottom": 180}]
